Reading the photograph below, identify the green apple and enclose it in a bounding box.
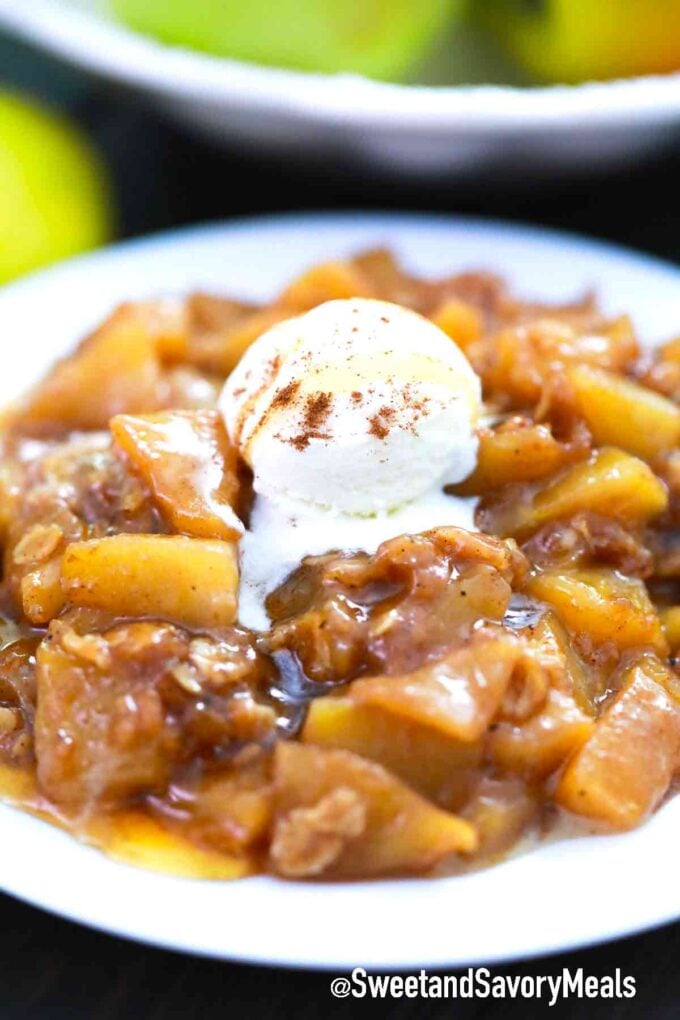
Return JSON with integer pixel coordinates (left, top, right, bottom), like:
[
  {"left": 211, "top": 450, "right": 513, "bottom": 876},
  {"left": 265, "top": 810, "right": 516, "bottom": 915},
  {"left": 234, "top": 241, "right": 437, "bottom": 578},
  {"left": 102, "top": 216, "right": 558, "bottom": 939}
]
[
  {"left": 0, "top": 91, "right": 113, "bottom": 285},
  {"left": 477, "top": 0, "right": 680, "bottom": 83},
  {"left": 113, "top": 0, "right": 460, "bottom": 80}
]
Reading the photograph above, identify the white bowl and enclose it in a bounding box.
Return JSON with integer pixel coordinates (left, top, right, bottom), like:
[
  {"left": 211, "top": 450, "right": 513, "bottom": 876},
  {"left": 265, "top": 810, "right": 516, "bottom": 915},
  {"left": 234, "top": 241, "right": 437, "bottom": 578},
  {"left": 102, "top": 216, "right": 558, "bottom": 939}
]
[
  {"left": 0, "top": 211, "right": 679, "bottom": 968},
  {"left": 2, "top": 0, "right": 680, "bottom": 179}
]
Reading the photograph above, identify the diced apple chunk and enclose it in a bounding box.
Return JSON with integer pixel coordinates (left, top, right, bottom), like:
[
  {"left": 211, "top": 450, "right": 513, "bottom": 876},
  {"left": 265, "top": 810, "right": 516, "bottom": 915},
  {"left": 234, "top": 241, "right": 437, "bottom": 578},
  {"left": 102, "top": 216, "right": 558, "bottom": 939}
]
[
  {"left": 16, "top": 303, "right": 180, "bottom": 431},
  {"left": 527, "top": 568, "right": 666, "bottom": 652},
  {"left": 35, "top": 624, "right": 180, "bottom": 807},
  {"left": 154, "top": 769, "right": 273, "bottom": 856},
  {"left": 661, "top": 606, "right": 680, "bottom": 653},
  {"left": 302, "top": 697, "right": 482, "bottom": 808},
  {"left": 111, "top": 410, "right": 243, "bottom": 541},
  {"left": 489, "top": 688, "right": 594, "bottom": 778},
  {"left": 530, "top": 448, "right": 668, "bottom": 530},
  {"left": 556, "top": 655, "right": 680, "bottom": 828},
  {"left": 461, "top": 777, "right": 538, "bottom": 860},
  {"left": 455, "top": 420, "right": 580, "bottom": 496},
  {"left": 430, "top": 298, "right": 483, "bottom": 351},
  {"left": 198, "top": 307, "right": 290, "bottom": 376},
  {"left": 567, "top": 364, "right": 680, "bottom": 461},
  {"left": 488, "top": 610, "right": 596, "bottom": 776},
  {"left": 484, "top": 448, "right": 668, "bottom": 539},
  {"left": 484, "top": 317, "right": 639, "bottom": 406},
  {"left": 20, "top": 557, "right": 66, "bottom": 625},
  {"left": 61, "top": 534, "right": 238, "bottom": 628},
  {"left": 525, "top": 610, "right": 596, "bottom": 714},
  {"left": 279, "top": 260, "right": 373, "bottom": 310},
  {"left": 349, "top": 631, "right": 521, "bottom": 742},
  {"left": 270, "top": 743, "right": 477, "bottom": 878}
]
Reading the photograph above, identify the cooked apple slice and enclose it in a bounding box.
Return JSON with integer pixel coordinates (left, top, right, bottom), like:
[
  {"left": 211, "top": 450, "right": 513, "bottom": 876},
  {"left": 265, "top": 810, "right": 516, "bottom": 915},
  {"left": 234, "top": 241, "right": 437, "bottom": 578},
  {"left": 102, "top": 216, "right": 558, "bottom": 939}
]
[
  {"left": 461, "top": 776, "right": 538, "bottom": 860},
  {"left": 454, "top": 419, "right": 581, "bottom": 496},
  {"left": 16, "top": 303, "right": 185, "bottom": 432},
  {"left": 62, "top": 534, "right": 238, "bottom": 628},
  {"left": 525, "top": 448, "right": 668, "bottom": 532},
  {"left": 86, "top": 811, "right": 255, "bottom": 880},
  {"left": 186, "top": 306, "right": 289, "bottom": 377},
  {"left": 490, "top": 688, "right": 594, "bottom": 778},
  {"left": 430, "top": 298, "right": 483, "bottom": 352},
  {"left": 111, "top": 410, "right": 243, "bottom": 541},
  {"left": 484, "top": 316, "right": 638, "bottom": 406},
  {"left": 661, "top": 606, "right": 680, "bottom": 654},
  {"left": 35, "top": 622, "right": 182, "bottom": 807},
  {"left": 279, "top": 260, "right": 373, "bottom": 310},
  {"left": 527, "top": 568, "right": 666, "bottom": 653},
  {"left": 487, "top": 612, "right": 595, "bottom": 777},
  {"left": 567, "top": 364, "right": 680, "bottom": 461},
  {"left": 349, "top": 630, "right": 521, "bottom": 742},
  {"left": 556, "top": 655, "right": 680, "bottom": 828},
  {"left": 20, "top": 557, "right": 66, "bottom": 625},
  {"left": 270, "top": 743, "right": 477, "bottom": 879},
  {"left": 302, "top": 697, "right": 482, "bottom": 808},
  {"left": 482, "top": 448, "right": 668, "bottom": 539}
]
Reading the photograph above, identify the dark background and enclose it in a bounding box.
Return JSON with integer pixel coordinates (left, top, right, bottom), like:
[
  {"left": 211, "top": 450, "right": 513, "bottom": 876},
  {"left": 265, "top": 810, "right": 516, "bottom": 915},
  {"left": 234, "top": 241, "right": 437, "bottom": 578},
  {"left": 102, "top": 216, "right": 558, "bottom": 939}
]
[{"left": 1, "top": 30, "right": 680, "bottom": 1019}]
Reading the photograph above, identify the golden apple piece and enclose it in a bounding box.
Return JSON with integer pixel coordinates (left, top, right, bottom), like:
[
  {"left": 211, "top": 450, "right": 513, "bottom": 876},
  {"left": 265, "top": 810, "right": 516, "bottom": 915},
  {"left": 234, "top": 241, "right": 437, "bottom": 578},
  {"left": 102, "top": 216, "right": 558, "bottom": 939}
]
[
  {"left": 489, "top": 688, "right": 594, "bottom": 778},
  {"left": 527, "top": 568, "right": 666, "bottom": 653},
  {"left": 484, "top": 317, "right": 638, "bottom": 407},
  {"left": 430, "top": 298, "right": 483, "bottom": 352},
  {"left": 461, "top": 777, "right": 538, "bottom": 861},
  {"left": 661, "top": 606, "right": 680, "bottom": 654},
  {"left": 270, "top": 743, "right": 477, "bottom": 879},
  {"left": 16, "top": 303, "right": 185, "bottom": 431},
  {"left": 454, "top": 420, "right": 579, "bottom": 496},
  {"left": 567, "top": 364, "right": 680, "bottom": 461},
  {"left": 556, "top": 655, "right": 680, "bottom": 829},
  {"left": 488, "top": 612, "right": 595, "bottom": 777},
  {"left": 61, "top": 534, "right": 238, "bottom": 628},
  {"left": 529, "top": 448, "right": 668, "bottom": 530},
  {"left": 350, "top": 632, "right": 521, "bottom": 742},
  {"left": 187, "top": 307, "right": 290, "bottom": 377},
  {"left": 302, "top": 697, "right": 482, "bottom": 808},
  {"left": 484, "top": 448, "right": 668, "bottom": 539},
  {"left": 278, "top": 260, "right": 373, "bottom": 310},
  {"left": 35, "top": 625, "right": 177, "bottom": 807},
  {"left": 152, "top": 769, "right": 273, "bottom": 857},
  {"left": 111, "top": 410, "right": 243, "bottom": 541},
  {"left": 20, "top": 557, "right": 66, "bottom": 625}
]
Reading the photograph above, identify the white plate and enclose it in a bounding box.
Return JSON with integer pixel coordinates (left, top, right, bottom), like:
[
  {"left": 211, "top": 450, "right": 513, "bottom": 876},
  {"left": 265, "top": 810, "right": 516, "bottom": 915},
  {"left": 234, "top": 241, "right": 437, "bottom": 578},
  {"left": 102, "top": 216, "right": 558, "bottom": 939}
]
[
  {"left": 0, "top": 212, "right": 679, "bottom": 969},
  {"left": 2, "top": 0, "right": 680, "bottom": 178}
]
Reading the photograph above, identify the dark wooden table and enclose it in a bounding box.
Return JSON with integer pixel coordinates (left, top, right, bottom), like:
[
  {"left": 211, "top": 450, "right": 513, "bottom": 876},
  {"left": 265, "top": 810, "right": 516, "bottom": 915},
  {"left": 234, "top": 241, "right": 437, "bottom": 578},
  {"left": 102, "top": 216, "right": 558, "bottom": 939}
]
[{"left": 1, "top": 31, "right": 680, "bottom": 1018}]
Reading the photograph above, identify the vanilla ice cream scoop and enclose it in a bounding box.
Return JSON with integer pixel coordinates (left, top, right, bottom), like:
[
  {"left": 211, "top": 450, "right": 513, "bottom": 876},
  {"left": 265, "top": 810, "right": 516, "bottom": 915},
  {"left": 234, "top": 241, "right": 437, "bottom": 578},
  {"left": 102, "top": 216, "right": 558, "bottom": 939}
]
[
  {"left": 221, "top": 298, "right": 481, "bottom": 516},
  {"left": 220, "top": 296, "right": 482, "bottom": 630}
]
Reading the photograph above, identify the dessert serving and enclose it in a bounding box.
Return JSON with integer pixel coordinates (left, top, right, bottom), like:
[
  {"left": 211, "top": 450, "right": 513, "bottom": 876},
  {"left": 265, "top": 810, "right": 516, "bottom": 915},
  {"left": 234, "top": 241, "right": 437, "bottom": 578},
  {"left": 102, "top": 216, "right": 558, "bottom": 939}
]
[{"left": 1, "top": 247, "right": 679, "bottom": 882}]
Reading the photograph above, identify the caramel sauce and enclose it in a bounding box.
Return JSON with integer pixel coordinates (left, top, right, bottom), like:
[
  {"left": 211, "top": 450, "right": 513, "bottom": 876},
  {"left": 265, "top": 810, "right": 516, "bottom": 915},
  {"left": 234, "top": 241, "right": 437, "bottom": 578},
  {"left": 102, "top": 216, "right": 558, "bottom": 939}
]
[{"left": 0, "top": 763, "right": 252, "bottom": 880}]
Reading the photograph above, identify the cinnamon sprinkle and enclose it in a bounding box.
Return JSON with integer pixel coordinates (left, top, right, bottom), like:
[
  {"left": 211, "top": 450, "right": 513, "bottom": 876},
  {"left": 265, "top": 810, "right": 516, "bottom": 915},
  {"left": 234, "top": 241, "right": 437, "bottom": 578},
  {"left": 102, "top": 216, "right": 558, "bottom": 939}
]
[
  {"left": 271, "top": 379, "right": 301, "bottom": 408},
  {"left": 368, "top": 417, "right": 389, "bottom": 440},
  {"left": 286, "top": 391, "right": 334, "bottom": 451},
  {"left": 303, "top": 391, "right": 333, "bottom": 431},
  {"left": 368, "top": 405, "right": 396, "bottom": 440},
  {"left": 288, "top": 431, "right": 331, "bottom": 452}
]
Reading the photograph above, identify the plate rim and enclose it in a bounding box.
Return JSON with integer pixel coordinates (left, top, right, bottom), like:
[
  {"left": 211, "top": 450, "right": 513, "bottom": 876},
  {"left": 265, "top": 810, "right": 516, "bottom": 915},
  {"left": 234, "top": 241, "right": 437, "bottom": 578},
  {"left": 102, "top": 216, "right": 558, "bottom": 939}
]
[
  {"left": 4, "top": 206, "right": 680, "bottom": 303},
  {"left": 0, "top": 210, "right": 679, "bottom": 969}
]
